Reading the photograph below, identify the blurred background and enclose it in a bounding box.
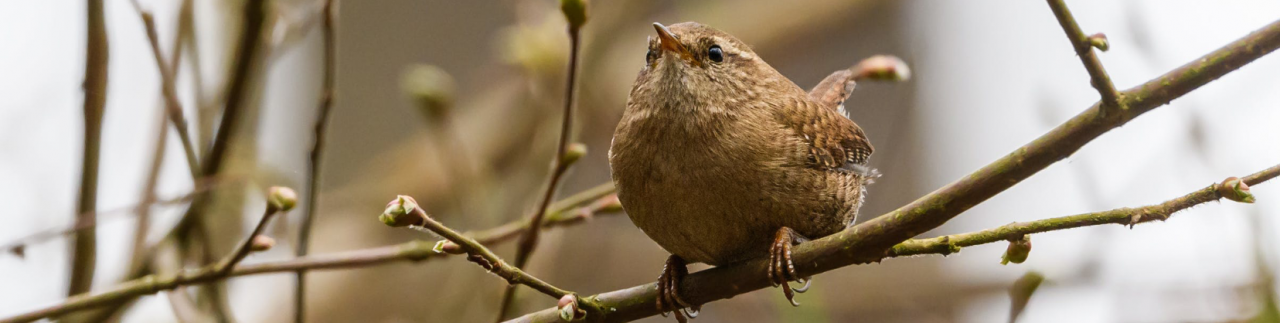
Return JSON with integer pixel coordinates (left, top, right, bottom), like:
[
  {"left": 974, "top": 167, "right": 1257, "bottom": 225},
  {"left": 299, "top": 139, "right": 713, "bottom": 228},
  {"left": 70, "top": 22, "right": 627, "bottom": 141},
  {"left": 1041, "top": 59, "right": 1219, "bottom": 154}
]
[{"left": 2, "top": 0, "right": 1280, "bottom": 322}]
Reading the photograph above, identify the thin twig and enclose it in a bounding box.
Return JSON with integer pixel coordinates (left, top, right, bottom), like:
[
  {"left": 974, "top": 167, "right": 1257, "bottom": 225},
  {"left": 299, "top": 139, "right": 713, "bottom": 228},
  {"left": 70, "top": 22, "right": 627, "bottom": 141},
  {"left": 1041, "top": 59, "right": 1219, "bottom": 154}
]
[
  {"left": 217, "top": 206, "right": 285, "bottom": 275},
  {"left": 468, "top": 182, "right": 615, "bottom": 242},
  {"left": 1046, "top": 0, "right": 1122, "bottom": 111},
  {"left": 64, "top": 3, "right": 199, "bottom": 321},
  {"left": 1, "top": 198, "right": 291, "bottom": 323},
  {"left": 502, "top": 11, "right": 587, "bottom": 322},
  {"left": 128, "top": 0, "right": 191, "bottom": 301},
  {"left": 237, "top": 191, "right": 617, "bottom": 276},
  {"left": 131, "top": 0, "right": 202, "bottom": 179},
  {"left": 0, "top": 185, "right": 617, "bottom": 323},
  {"left": 68, "top": 0, "right": 110, "bottom": 297},
  {"left": 507, "top": 17, "right": 1280, "bottom": 323},
  {"left": 170, "top": 0, "right": 269, "bottom": 319},
  {"left": 295, "top": 1, "right": 337, "bottom": 322},
  {"left": 888, "top": 164, "right": 1280, "bottom": 258},
  {"left": 204, "top": 0, "right": 265, "bottom": 175},
  {"left": 0, "top": 178, "right": 235, "bottom": 256},
  {"left": 132, "top": 103, "right": 168, "bottom": 272},
  {"left": 389, "top": 196, "right": 580, "bottom": 301}
]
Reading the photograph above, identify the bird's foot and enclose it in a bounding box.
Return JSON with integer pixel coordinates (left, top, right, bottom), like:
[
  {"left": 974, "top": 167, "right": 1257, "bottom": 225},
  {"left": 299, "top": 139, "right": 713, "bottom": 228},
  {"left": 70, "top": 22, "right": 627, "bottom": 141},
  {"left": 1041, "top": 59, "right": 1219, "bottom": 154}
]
[
  {"left": 768, "top": 227, "right": 812, "bottom": 307},
  {"left": 657, "top": 255, "right": 700, "bottom": 322}
]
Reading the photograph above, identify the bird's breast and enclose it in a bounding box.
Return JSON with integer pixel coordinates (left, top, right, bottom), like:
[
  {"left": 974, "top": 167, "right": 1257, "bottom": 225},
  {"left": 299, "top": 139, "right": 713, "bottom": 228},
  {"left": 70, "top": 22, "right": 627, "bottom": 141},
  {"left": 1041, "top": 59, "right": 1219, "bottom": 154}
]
[{"left": 610, "top": 105, "right": 795, "bottom": 265}]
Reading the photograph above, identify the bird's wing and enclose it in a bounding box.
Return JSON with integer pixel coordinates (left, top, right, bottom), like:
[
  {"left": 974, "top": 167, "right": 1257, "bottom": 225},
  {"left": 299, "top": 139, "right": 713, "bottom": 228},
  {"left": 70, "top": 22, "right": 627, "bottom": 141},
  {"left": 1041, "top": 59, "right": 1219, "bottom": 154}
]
[
  {"left": 807, "top": 69, "right": 856, "bottom": 115},
  {"left": 775, "top": 98, "right": 874, "bottom": 174}
]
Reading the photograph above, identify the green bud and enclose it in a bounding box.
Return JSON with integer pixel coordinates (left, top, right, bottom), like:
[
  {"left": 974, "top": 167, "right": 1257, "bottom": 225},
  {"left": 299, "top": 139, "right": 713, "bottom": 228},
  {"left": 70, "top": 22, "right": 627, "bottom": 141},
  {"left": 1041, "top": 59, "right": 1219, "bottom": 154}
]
[
  {"left": 560, "top": 0, "right": 588, "bottom": 31},
  {"left": 401, "top": 64, "right": 456, "bottom": 122},
  {"left": 1219, "top": 177, "right": 1256, "bottom": 203},
  {"left": 562, "top": 143, "right": 588, "bottom": 166},
  {"left": 250, "top": 235, "right": 276, "bottom": 252},
  {"left": 380, "top": 195, "right": 426, "bottom": 227},
  {"left": 432, "top": 240, "right": 464, "bottom": 254},
  {"left": 268, "top": 186, "right": 298, "bottom": 212},
  {"left": 1001, "top": 235, "right": 1032, "bottom": 265},
  {"left": 557, "top": 294, "right": 584, "bottom": 321},
  {"left": 595, "top": 194, "right": 623, "bottom": 213},
  {"left": 1087, "top": 33, "right": 1110, "bottom": 52}
]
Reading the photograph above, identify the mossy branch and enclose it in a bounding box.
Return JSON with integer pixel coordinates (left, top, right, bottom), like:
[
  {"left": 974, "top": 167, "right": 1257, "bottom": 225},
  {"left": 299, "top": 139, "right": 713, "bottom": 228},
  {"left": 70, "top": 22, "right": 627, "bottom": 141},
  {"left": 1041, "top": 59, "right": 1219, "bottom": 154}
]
[
  {"left": 1047, "top": 0, "right": 1121, "bottom": 111},
  {"left": 505, "top": 16, "right": 1280, "bottom": 323},
  {"left": 888, "top": 164, "right": 1280, "bottom": 258},
  {"left": 0, "top": 185, "right": 618, "bottom": 323},
  {"left": 382, "top": 196, "right": 584, "bottom": 302}
]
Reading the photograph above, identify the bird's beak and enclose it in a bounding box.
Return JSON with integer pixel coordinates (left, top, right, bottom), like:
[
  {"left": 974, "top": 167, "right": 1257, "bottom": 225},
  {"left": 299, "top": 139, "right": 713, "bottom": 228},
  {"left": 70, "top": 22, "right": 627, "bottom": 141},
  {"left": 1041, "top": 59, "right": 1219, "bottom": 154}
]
[{"left": 653, "top": 23, "right": 698, "bottom": 66}]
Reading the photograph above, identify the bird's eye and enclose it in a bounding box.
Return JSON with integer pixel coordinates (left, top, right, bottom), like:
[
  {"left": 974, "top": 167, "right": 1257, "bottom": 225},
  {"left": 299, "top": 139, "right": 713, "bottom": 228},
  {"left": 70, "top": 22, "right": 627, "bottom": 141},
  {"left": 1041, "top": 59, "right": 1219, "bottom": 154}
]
[
  {"left": 708, "top": 45, "right": 724, "bottom": 63},
  {"left": 646, "top": 48, "right": 657, "bottom": 63}
]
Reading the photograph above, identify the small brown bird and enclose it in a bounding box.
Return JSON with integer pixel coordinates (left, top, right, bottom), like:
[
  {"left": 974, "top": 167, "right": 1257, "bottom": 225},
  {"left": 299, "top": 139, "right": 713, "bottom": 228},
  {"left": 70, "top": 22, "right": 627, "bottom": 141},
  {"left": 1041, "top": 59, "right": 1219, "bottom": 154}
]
[{"left": 609, "top": 22, "right": 882, "bottom": 320}]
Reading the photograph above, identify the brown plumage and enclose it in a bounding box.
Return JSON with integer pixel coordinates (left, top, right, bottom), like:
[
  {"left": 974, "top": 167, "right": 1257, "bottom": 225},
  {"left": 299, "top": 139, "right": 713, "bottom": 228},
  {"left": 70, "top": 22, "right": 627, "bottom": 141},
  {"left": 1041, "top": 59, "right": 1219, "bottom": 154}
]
[{"left": 608, "top": 22, "right": 878, "bottom": 319}]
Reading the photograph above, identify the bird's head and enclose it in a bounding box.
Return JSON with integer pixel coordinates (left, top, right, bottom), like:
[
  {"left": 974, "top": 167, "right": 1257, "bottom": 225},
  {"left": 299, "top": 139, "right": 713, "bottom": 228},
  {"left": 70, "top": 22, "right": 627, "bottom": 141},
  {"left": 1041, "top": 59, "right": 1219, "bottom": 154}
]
[{"left": 633, "top": 22, "right": 793, "bottom": 112}]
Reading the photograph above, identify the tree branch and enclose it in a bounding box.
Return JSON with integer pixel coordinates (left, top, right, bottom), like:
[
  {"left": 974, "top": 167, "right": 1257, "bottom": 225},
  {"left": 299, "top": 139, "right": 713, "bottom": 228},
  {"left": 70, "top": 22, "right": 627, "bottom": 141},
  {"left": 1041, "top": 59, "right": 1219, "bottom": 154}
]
[
  {"left": 888, "top": 164, "right": 1280, "bottom": 258},
  {"left": 294, "top": 1, "right": 337, "bottom": 322},
  {"left": 503, "top": 3, "right": 589, "bottom": 317},
  {"left": 236, "top": 189, "right": 617, "bottom": 275},
  {"left": 164, "top": 0, "right": 269, "bottom": 318},
  {"left": 383, "top": 196, "right": 581, "bottom": 301},
  {"left": 506, "top": 17, "right": 1280, "bottom": 323},
  {"left": 0, "top": 185, "right": 618, "bottom": 323},
  {"left": 2, "top": 189, "right": 295, "bottom": 323},
  {"left": 130, "top": 0, "right": 202, "bottom": 179},
  {"left": 127, "top": 1, "right": 203, "bottom": 320},
  {"left": 1046, "top": 0, "right": 1121, "bottom": 110},
  {"left": 67, "top": 0, "right": 110, "bottom": 299}
]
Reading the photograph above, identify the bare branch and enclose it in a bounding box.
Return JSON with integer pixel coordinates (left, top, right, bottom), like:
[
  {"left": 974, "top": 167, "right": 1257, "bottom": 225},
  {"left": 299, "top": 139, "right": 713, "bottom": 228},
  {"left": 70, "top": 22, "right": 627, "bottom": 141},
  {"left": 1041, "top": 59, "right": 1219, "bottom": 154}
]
[
  {"left": 506, "top": 17, "right": 1280, "bottom": 323},
  {"left": 504, "top": 2, "right": 590, "bottom": 318},
  {"left": 0, "top": 185, "right": 617, "bottom": 323},
  {"left": 1047, "top": 0, "right": 1122, "bottom": 110},
  {"left": 130, "top": 0, "right": 202, "bottom": 179},
  {"left": 888, "top": 164, "right": 1280, "bottom": 258},
  {"left": 2, "top": 188, "right": 294, "bottom": 323},
  {"left": 294, "top": 1, "right": 337, "bottom": 322},
  {"left": 382, "top": 196, "right": 581, "bottom": 301},
  {"left": 68, "top": 0, "right": 110, "bottom": 297}
]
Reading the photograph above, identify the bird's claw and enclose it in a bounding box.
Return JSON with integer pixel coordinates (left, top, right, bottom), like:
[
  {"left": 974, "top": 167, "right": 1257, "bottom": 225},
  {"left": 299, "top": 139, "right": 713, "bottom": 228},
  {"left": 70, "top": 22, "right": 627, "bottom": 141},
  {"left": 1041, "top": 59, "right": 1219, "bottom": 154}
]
[
  {"left": 769, "top": 227, "right": 811, "bottom": 307},
  {"left": 657, "top": 255, "right": 700, "bottom": 322}
]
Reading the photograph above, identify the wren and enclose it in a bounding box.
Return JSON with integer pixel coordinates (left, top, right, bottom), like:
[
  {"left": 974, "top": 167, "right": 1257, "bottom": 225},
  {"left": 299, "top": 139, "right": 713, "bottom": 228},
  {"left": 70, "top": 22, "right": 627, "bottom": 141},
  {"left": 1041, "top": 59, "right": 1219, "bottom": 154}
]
[{"left": 609, "top": 22, "right": 880, "bottom": 321}]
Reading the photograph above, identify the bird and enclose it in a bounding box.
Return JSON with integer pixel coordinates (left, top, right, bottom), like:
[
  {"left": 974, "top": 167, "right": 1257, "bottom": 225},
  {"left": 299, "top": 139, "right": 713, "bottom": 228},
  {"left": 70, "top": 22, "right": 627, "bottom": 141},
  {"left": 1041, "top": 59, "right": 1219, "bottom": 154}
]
[{"left": 609, "top": 22, "right": 882, "bottom": 321}]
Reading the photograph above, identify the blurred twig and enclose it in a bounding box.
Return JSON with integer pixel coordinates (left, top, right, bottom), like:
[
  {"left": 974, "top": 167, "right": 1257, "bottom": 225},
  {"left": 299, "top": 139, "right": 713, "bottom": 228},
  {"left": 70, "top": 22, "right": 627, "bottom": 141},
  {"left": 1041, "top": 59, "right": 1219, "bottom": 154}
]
[
  {"left": 507, "top": 16, "right": 1280, "bottom": 323},
  {"left": 295, "top": 1, "right": 337, "bottom": 322},
  {"left": 127, "top": 0, "right": 193, "bottom": 292},
  {"left": 0, "top": 185, "right": 617, "bottom": 323},
  {"left": 503, "top": 1, "right": 589, "bottom": 320},
  {"left": 78, "top": 0, "right": 272, "bottom": 320},
  {"left": 0, "top": 180, "right": 233, "bottom": 257},
  {"left": 1007, "top": 272, "right": 1045, "bottom": 323},
  {"left": 130, "top": 0, "right": 202, "bottom": 179},
  {"left": 134, "top": 103, "right": 168, "bottom": 271},
  {"left": 175, "top": 0, "right": 269, "bottom": 319},
  {"left": 1, "top": 190, "right": 295, "bottom": 323},
  {"left": 67, "top": 0, "right": 110, "bottom": 300}
]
